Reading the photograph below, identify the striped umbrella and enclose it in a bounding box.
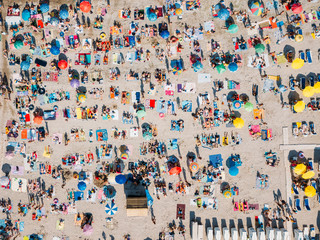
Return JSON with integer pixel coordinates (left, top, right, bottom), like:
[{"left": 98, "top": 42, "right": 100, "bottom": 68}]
[
  {"left": 232, "top": 100, "right": 242, "bottom": 110},
  {"left": 250, "top": 2, "right": 264, "bottom": 16},
  {"left": 172, "top": 66, "right": 182, "bottom": 75},
  {"left": 105, "top": 202, "right": 118, "bottom": 215}
]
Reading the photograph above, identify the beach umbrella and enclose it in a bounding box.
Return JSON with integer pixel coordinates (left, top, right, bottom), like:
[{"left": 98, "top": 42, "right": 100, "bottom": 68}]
[
  {"left": 160, "top": 30, "right": 170, "bottom": 39},
  {"left": 223, "top": 189, "right": 232, "bottom": 198},
  {"left": 59, "top": 9, "right": 69, "bottom": 20},
  {"left": 50, "top": 45, "right": 60, "bottom": 55},
  {"left": 2, "top": 163, "right": 11, "bottom": 174},
  {"left": 244, "top": 102, "right": 254, "bottom": 112},
  {"left": 228, "top": 62, "right": 238, "bottom": 72},
  {"left": 137, "top": 109, "right": 146, "bottom": 118},
  {"left": 250, "top": 2, "right": 264, "bottom": 16},
  {"left": 33, "top": 116, "right": 43, "bottom": 125},
  {"left": 255, "top": 44, "right": 265, "bottom": 53},
  {"left": 21, "top": 61, "right": 30, "bottom": 71},
  {"left": 227, "top": 24, "right": 238, "bottom": 33},
  {"left": 193, "top": 61, "right": 203, "bottom": 72},
  {"left": 14, "top": 40, "right": 23, "bottom": 50},
  {"left": 304, "top": 186, "right": 316, "bottom": 197},
  {"left": 232, "top": 100, "right": 242, "bottom": 110},
  {"left": 83, "top": 224, "right": 93, "bottom": 235},
  {"left": 229, "top": 166, "right": 239, "bottom": 176},
  {"left": 50, "top": 17, "right": 59, "bottom": 26},
  {"left": 218, "top": 8, "right": 230, "bottom": 20},
  {"left": 115, "top": 174, "right": 126, "bottom": 184},
  {"left": 105, "top": 201, "right": 118, "bottom": 215},
  {"left": 233, "top": 118, "right": 244, "bottom": 128},
  {"left": 148, "top": 12, "right": 157, "bottom": 22},
  {"left": 295, "top": 34, "right": 303, "bottom": 42},
  {"left": 104, "top": 186, "right": 116, "bottom": 199},
  {"left": 80, "top": 1, "right": 92, "bottom": 13},
  {"left": 302, "top": 86, "right": 315, "bottom": 98},
  {"left": 302, "top": 171, "right": 315, "bottom": 180},
  {"left": 40, "top": 3, "right": 49, "bottom": 13},
  {"left": 189, "top": 162, "right": 199, "bottom": 172},
  {"left": 169, "top": 166, "right": 182, "bottom": 175},
  {"left": 292, "top": 58, "right": 304, "bottom": 69},
  {"left": 172, "top": 66, "right": 182, "bottom": 75},
  {"left": 216, "top": 64, "right": 226, "bottom": 74},
  {"left": 58, "top": 60, "right": 68, "bottom": 69},
  {"left": 108, "top": 173, "right": 116, "bottom": 184},
  {"left": 0, "top": 176, "right": 9, "bottom": 186},
  {"left": 70, "top": 79, "right": 80, "bottom": 88},
  {"left": 23, "top": 236, "right": 29, "bottom": 240},
  {"left": 313, "top": 82, "right": 320, "bottom": 93},
  {"left": 77, "top": 94, "right": 86, "bottom": 103},
  {"left": 78, "top": 181, "right": 87, "bottom": 191},
  {"left": 176, "top": 8, "right": 182, "bottom": 15},
  {"left": 120, "top": 152, "right": 129, "bottom": 161},
  {"left": 22, "top": 9, "right": 31, "bottom": 21},
  {"left": 294, "top": 164, "right": 306, "bottom": 175},
  {"left": 293, "top": 101, "right": 305, "bottom": 112},
  {"left": 291, "top": 3, "right": 303, "bottom": 14},
  {"left": 143, "top": 131, "right": 152, "bottom": 141}
]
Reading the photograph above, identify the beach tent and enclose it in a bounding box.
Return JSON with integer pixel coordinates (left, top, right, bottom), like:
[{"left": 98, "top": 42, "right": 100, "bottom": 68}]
[
  {"left": 14, "top": 40, "right": 23, "bottom": 49},
  {"left": 22, "top": 9, "right": 31, "bottom": 21},
  {"left": 59, "top": 9, "right": 69, "bottom": 19},
  {"left": 302, "top": 86, "right": 314, "bottom": 97},
  {"left": 105, "top": 202, "right": 118, "bottom": 215},
  {"left": 126, "top": 197, "right": 148, "bottom": 216},
  {"left": 304, "top": 186, "right": 316, "bottom": 197},
  {"left": 160, "top": 30, "right": 170, "bottom": 39},
  {"left": 215, "top": 227, "right": 222, "bottom": 240},
  {"left": 250, "top": 2, "right": 264, "bottom": 16},
  {"left": 80, "top": 1, "right": 92, "bottom": 13},
  {"left": 255, "top": 44, "right": 265, "bottom": 53},
  {"left": 292, "top": 58, "right": 304, "bottom": 69},
  {"left": 227, "top": 24, "right": 239, "bottom": 33},
  {"left": 21, "top": 61, "right": 30, "bottom": 71},
  {"left": 40, "top": 3, "right": 49, "bottom": 13},
  {"left": 293, "top": 101, "right": 305, "bottom": 112},
  {"left": 233, "top": 118, "right": 244, "bottom": 128},
  {"left": 218, "top": 8, "right": 230, "bottom": 20},
  {"left": 58, "top": 60, "right": 68, "bottom": 69},
  {"left": 228, "top": 62, "right": 238, "bottom": 72},
  {"left": 216, "top": 64, "right": 226, "bottom": 74},
  {"left": 70, "top": 79, "right": 80, "bottom": 88},
  {"left": 78, "top": 181, "right": 87, "bottom": 191}
]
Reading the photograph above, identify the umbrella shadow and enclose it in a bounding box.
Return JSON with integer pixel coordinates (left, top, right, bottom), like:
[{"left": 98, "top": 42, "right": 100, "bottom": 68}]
[
  {"left": 283, "top": 45, "right": 295, "bottom": 59},
  {"left": 58, "top": 53, "right": 68, "bottom": 61},
  {"left": 287, "top": 91, "right": 300, "bottom": 104}
]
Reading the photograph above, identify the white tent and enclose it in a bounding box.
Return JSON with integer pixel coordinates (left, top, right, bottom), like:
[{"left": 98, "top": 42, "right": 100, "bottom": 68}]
[
  {"left": 294, "top": 229, "right": 303, "bottom": 240},
  {"left": 275, "top": 229, "right": 282, "bottom": 240},
  {"left": 266, "top": 227, "right": 275, "bottom": 240},
  {"left": 258, "top": 228, "right": 266, "bottom": 240},
  {"left": 207, "top": 227, "right": 214, "bottom": 240},
  {"left": 240, "top": 228, "right": 247, "bottom": 240},
  {"left": 192, "top": 221, "right": 198, "bottom": 240},
  {"left": 281, "top": 229, "right": 290, "bottom": 240},
  {"left": 231, "top": 228, "right": 239, "bottom": 240},
  {"left": 249, "top": 227, "right": 258, "bottom": 240},
  {"left": 303, "top": 227, "right": 310, "bottom": 240},
  {"left": 198, "top": 224, "right": 204, "bottom": 240},
  {"left": 223, "top": 227, "right": 230, "bottom": 240},
  {"left": 215, "top": 227, "right": 222, "bottom": 240}
]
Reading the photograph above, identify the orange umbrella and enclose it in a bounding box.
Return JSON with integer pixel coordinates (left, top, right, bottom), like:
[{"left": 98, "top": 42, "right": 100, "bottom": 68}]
[
  {"left": 189, "top": 162, "right": 199, "bottom": 172},
  {"left": 80, "top": 1, "right": 91, "bottom": 13},
  {"left": 169, "top": 166, "right": 182, "bottom": 175},
  {"left": 33, "top": 116, "right": 43, "bottom": 125},
  {"left": 58, "top": 60, "right": 68, "bottom": 69}
]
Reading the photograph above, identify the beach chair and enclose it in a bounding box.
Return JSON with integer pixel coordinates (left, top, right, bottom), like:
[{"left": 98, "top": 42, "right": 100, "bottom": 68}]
[
  {"left": 299, "top": 50, "right": 305, "bottom": 62},
  {"left": 304, "top": 198, "right": 311, "bottom": 211},
  {"left": 292, "top": 183, "right": 299, "bottom": 194},
  {"left": 306, "top": 49, "right": 312, "bottom": 63},
  {"left": 295, "top": 198, "right": 301, "bottom": 211}
]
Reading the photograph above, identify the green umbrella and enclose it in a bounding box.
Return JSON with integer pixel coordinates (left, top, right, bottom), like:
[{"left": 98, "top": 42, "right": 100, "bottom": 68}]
[
  {"left": 143, "top": 131, "right": 152, "bottom": 141},
  {"left": 137, "top": 109, "right": 146, "bottom": 118},
  {"left": 244, "top": 102, "right": 254, "bottom": 112},
  {"left": 14, "top": 40, "right": 23, "bottom": 49},
  {"left": 255, "top": 43, "right": 265, "bottom": 53},
  {"left": 227, "top": 24, "right": 239, "bottom": 34},
  {"left": 216, "top": 64, "right": 226, "bottom": 74}
]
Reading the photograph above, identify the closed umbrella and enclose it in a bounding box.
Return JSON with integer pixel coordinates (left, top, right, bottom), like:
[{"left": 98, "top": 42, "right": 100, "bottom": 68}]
[
  {"left": 80, "top": 1, "right": 92, "bottom": 13},
  {"left": 82, "top": 224, "right": 93, "bottom": 235},
  {"left": 78, "top": 181, "right": 87, "bottom": 191},
  {"left": 250, "top": 2, "right": 264, "bottom": 16},
  {"left": 59, "top": 9, "right": 69, "bottom": 19},
  {"left": 255, "top": 43, "right": 265, "bottom": 53},
  {"left": 229, "top": 166, "right": 239, "bottom": 176},
  {"left": 292, "top": 58, "right": 304, "bottom": 69},
  {"left": 22, "top": 9, "right": 31, "bottom": 21},
  {"left": 148, "top": 12, "right": 157, "bottom": 22},
  {"left": 294, "top": 164, "right": 306, "bottom": 175},
  {"left": 50, "top": 45, "right": 60, "bottom": 55},
  {"left": 0, "top": 176, "right": 9, "bottom": 186},
  {"left": 14, "top": 40, "right": 23, "bottom": 49},
  {"left": 21, "top": 61, "right": 30, "bottom": 71},
  {"left": 218, "top": 8, "right": 230, "bottom": 20},
  {"left": 58, "top": 60, "right": 68, "bottom": 69},
  {"left": 302, "top": 171, "right": 315, "bottom": 180},
  {"left": 227, "top": 24, "right": 238, "bottom": 33},
  {"left": 293, "top": 101, "right": 305, "bottom": 112},
  {"left": 291, "top": 3, "right": 303, "bottom": 14},
  {"left": 104, "top": 186, "right": 116, "bottom": 199},
  {"left": 313, "top": 82, "right": 320, "bottom": 93},
  {"left": 70, "top": 79, "right": 80, "bottom": 88},
  {"left": 193, "top": 61, "right": 203, "bottom": 72},
  {"left": 115, "top": 174, "right": 126, "bottom": 184},
  {"left": 244, "top": 102, "right": 254, "bottom": 112},
  {"left": 233, "top": 118, "right": 244, "bottom": 128},
  {"left": 160, "top": 30, "right": 170, "bottom": 39},
  {"left": 304, "top": 186, "right": 316, "bottom": 197},
  {"left": 228, "top": 62, "right": 238, "bottom": 72},
  {"left": 216, "top": 64, "right": 226, "bottom": 74},
  {"left": 169, "top": 166, "right": 182, "bottom": 175},
  {"left": 105, "top": 201, "right": 118, "bottom": 215},
  {"left": 40, "top": 3, "right": 49, "bottom": 13},
  {"left": 302, "top": 86, "right": 315, "bottom": 98}
]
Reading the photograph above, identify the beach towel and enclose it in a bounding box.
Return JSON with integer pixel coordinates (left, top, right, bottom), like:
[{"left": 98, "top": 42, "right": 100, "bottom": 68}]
[
  {"left": 198, "top": 73, "right": 211, "bottom": 83},
  {"left": 11, "top": 178, "right": 27, "bottom": 192},
  {"left": 209, "top": 154, "right": 223, "bottom": 167}
]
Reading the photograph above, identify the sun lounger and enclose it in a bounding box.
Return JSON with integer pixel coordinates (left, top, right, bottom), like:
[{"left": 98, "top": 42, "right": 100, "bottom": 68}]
[
  {"left": 306, "top": 49, "right": 312, "bottom": 63},
  {"left": 295, "top": 198, "right": 301, "bottom": 211},
  {"left": 304, "top": 198, "right": 311, "bottom": 211}
]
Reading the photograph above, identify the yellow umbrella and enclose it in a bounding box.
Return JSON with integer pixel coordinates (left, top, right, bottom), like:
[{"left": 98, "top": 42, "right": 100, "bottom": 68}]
[
  {"left": 223, "top": 190, "right": 232, "bottom": 198},
  {"left": 291, "top": 58, "right": 304, "bottom": 69},
  {"left": 233, "top": 118, "right": 244, "bottom": 128},
  {"left": 294, "top": 164, "right": 306, "bottom": 175},
  {"left": 175, "top": 8, "right": 182, "bottom": 15},
  {"left": 304, "top": 186, "right": 316, "bottom": 197},
  {"left": 302, "top": 86, "right": 315, "bottom": 98},
  {"left": 295, "top": 34, "right": 303, "bottom": 42},
  {"left": 302, "top": 171, "right": 315, "bottom": 180},
  {"left": 293, "top": 101, "right": 305, "bottom": 113},
  {"left": 23, "top": 237, "right": 29, "bottom": 240},
  {"left": 121, "top": 152, "right": 129, "bottom": 161},
  {"left": 314, "top": 82, "right": 320, "bottom": 93},
  {"left": 78, "top": 94, "right": 86, "bottom": 103}
]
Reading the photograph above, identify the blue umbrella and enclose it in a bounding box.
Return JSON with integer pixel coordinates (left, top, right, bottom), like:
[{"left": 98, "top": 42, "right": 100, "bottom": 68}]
[
  {"left": 160, "top": 30, "right": 170, "bottom": 39},
  {"left": 22, "top": 9, "right": 31, "bottom": 21},
  {"left": 232, "top": 100, "right": 242, "bottom": 110},
  {"left": 59, "top": 9, "right": 69, "bottom": 19},
  {"left": 40, "top": 3, "right": 50, "bottom": 13},
  {"left": 70, "top": 79, "right": 80, "bottom": 88},
  {"left": 193, "top": 61, "right": 203, "bottom": 72},
  {"left": 21, "top": 61, "right": 30, "bottom": 71},
  {"left": 78, "top": 181, "right": 87, "bottom": 191},
  {"left": 229, "top": 166, "right": 239, "bottom": 176},
  {"left": 50, "top": 17, "right": 59, "bottom": 26},
  {"left": 104, "top": 186, "right": 116, "bottom": 199},
  {"left": 115, "top": 174, "right": 126, "bottom": 184},
  {"left": 105, "top": 202, "right": 118, "bottom": 215},
  {"left": 148, "top": 12, "right": 157, "bottom": 22},
  {"left": 228, "top": 62, "right": 238, "bottom": 72},
  {"left": 218, "top": 8, "right": 230, "bottom": 20},
  {"left": 50, "top": 45, "right": 60, "bottom": 55}
]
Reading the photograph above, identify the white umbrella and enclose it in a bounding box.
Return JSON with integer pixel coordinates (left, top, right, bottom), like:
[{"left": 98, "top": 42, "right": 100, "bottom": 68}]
[{"left": 0, "top": 176, "right": 9, "bottom": 186}]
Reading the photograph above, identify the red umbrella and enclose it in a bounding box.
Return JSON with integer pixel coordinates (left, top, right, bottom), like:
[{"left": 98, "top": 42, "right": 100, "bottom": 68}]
[
  {"left": 169, "top": 166, "right": 182, "bottom": 175},
  {"left": 58, "top": 60, "right": 68, "bottom": 69},
  {"left": 291, "top": 3, "right": 303, "bottom": 14},
  {"left": 80, "top": 1, "right": 91, "bottom": 13}
]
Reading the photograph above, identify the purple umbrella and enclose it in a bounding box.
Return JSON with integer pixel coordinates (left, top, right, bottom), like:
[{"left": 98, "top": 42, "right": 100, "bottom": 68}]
[
  {"left": 83, "top": 224, "right": 93, "bottom": 235},
  {"left": 70, "top": 79, "right": 80, "bottom": 88}
]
